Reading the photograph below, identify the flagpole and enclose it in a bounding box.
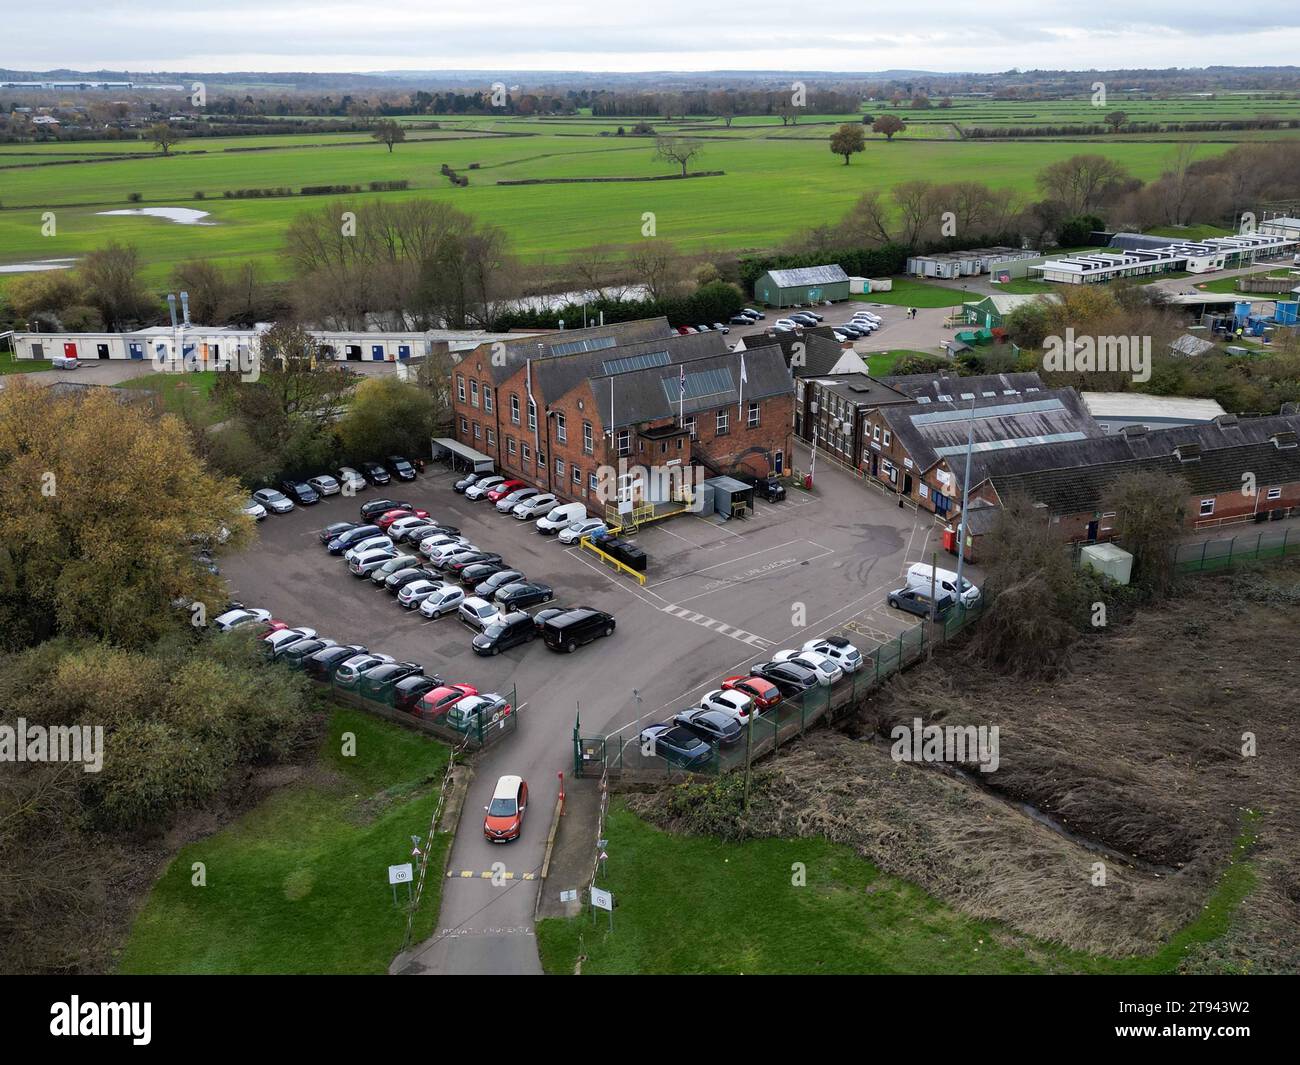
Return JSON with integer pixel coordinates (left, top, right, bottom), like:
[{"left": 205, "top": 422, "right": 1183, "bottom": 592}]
[{"left": 738, "top": 351, "right": 746, "bottom": 419}]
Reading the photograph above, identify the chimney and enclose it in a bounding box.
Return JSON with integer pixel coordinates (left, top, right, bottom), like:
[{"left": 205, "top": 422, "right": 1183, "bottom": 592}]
[
  {"left": 1119, "top": 423, "right": 1148, "bottom": 436},
  {"left": 1271, "top": 430, "right": 1298, "bottom": 450},
  {"left": 166, "top": 293, "right": 178, "bottom": 329},
  {"left": 180, "top": 291, "right": 191, "bottom": 326},
  {"left": 1213, "top": 413, "right": 1238, "bottom": 427}
]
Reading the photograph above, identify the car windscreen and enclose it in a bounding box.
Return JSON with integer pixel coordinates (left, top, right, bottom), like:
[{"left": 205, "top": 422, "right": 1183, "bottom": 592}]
[
  {"left": 488, "top": 798, "right": 517, "bottom": 817},
  {"left": 482, "top": 622, "right": 507, "bottom": 638}
]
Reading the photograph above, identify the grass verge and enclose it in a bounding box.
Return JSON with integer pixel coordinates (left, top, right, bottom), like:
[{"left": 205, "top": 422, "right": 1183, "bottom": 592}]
[{"left": 855, "top": 279, "right": 969, "bottom": 308}]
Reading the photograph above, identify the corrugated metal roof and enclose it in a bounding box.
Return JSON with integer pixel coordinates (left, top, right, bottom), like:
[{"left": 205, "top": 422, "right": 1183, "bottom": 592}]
[{"left": 763, "top": 265, "right": 849, "bottom": 288}]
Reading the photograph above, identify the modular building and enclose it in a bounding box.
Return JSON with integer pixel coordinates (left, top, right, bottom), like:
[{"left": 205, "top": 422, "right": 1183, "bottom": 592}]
[
  {"left": 1031, "top": 233, "right": 1297, "bottom": 284},
  {"left": 753, "top": 265, "right": 850, "bottom": 307}
]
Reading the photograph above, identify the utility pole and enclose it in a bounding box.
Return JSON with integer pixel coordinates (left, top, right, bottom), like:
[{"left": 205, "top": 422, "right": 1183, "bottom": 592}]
[{"left": 953, "top": 397, "right": 976, "bottom": 621}]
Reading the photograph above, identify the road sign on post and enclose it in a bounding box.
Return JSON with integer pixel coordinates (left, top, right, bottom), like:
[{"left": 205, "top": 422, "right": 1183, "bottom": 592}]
[
  {"left": 591, "top": 886, "right": 614, "bottom": 931},
  {"left": 389, "top": 862, "right": 414, "bottom": 907}
]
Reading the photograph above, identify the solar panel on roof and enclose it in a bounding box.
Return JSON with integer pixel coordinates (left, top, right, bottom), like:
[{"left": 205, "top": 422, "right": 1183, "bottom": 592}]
[
  {"left": 602, "top": 349, "right": 670, "bottom": 375},
  {"left": 912, "top": 397, "right": 1066, "bottom": 426},
  {"left": 549, "top": 335, "right": 618, "bottom": 357}
]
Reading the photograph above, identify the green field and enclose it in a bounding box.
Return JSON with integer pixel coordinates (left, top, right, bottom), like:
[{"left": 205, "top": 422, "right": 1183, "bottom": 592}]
[
  {"left": 0, "top": 112, "right": 1257, "bottom": 284},
  {"left": 118, "top": 708, "right": 451, "bottom": 974},
  {"left": 536, "top": 803, "right": 1257, "bottom": 975},
  {"left": 855, "top": 279, "right": 968, "bottom": 308}
]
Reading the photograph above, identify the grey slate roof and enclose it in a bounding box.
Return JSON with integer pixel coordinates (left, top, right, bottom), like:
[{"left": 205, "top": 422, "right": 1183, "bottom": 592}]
[
  {"left": 744, "top": 327, "right": 847, "bottom": 377},
  {"left": 477, "top": 317, "right": 675, "bottom": 384},
  {"left": 811, "top": 373, "right": 913, "bottom": 408},
  {"left": 878, "top": 370, "right": 1047, "bottom": 403},
  {"left": 762, "top": 265, "right": 849, "bottom": 288},
  {"left": 591, "top": 345, "right": 793, "bottom": 429},
  {"left": 530, "top": 330, "right": 728, "bottom": 408}
]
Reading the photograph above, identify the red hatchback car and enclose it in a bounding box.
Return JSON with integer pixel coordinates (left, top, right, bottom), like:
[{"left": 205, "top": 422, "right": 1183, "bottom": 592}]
[
  {"left": 375, "top": 506, "right": 430, "bottom": 530},
  {"left": 722, "top": 675, "right": 784, "bottom": 710},
  {"left": 414, "top": 683, "right": 478, "bottom": 720},
  {"left": 483, "top": 775, "right": 528, "bottom": 842},
  {"left": 485, "top": 479, "right": 525, "bottom": 503}
]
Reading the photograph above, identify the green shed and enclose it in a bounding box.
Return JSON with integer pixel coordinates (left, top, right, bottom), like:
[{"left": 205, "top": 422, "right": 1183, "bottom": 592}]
[{"left": 754, "top": 265, "right": 850, "bottom": 308}]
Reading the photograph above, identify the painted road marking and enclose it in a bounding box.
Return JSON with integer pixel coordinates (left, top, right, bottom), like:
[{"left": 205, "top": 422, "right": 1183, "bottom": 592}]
[
  {"left": 660, "top": 603, "right": 771, "bottom": 650},
  {"left": 448, "top": 870, "right": 537, "bottom": 880}
]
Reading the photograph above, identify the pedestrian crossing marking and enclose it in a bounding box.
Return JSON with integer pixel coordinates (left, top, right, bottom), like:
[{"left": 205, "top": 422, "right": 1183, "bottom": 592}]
[{"left": 660, "top": 603, "right": 771, "bottom": 650}]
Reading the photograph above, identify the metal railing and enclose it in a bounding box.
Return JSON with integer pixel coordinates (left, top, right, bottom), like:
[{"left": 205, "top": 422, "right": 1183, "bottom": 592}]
[
  {"left": 1174, "top": 525, "right": 1300, "bottom": 573},
  {"left": 318, "top": 677, "right": 519, "bottom": 750}
]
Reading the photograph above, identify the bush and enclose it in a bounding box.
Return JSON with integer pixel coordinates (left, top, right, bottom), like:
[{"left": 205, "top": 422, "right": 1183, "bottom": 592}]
[{"left": 126, "top": 192, "right": 142, "bottom": 203}]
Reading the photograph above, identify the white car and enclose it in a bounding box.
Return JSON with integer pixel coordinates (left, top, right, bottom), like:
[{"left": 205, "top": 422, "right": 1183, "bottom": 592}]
[
  {"left": 336, "top": 467, "right": 367, "bottom": 494},
  {"left": 396, "top": 579, "right": 443, "bottom": 609},
  {"left": 775, "top": 318, "right": 799, "bottom": 329},
  {"left": 558, "top": 518, "right": 607, "bottom": 545},
  {"left": 214, "top": 607, "right": 271, "bottom": 632},
  {"left": 387, "top": 515, "right": 430, "bottom": 540},
  {"left": 349, "top": 547, "right": 398, "bottom": 575},
  {"left": 308, "top": 474, "right": 341, "bottom": 497},
  {"left": 263, "top": 626, "right": 319, "bottom": 653},
  {"left": 418, "top": 532, "right": 467, "bottom": 557},
  {"left": 429, "top": 541, "right": 479, "bottom": 567},
  {"left": 241, "top": 499, "right": 267, "bottom": 522},
  {"left": 698, "top": 688, "right": 756, "bottom": 724},
  {"left": 458, "top": 596, "right": 500, "bottom": 630},
  {"left": 334, "top": 652, "right": 395, "bottom": 688},
  {"left": 465, "top": 475, "right": 506, "bottom": 500},
  {"left": 344, "top": 535, "right": 394, "bottom": 561},
  {"left": 802, "top": 635, "right": 863, "bottom": 673},
  {"left": 419, "top": 584, "right": 466, "bottom": 619},
  {"left": 513, "top": 493, "right": 556, "bottom": 519},
  {"left": 772, "top": 648, "right": 843, "bottom": 686}
]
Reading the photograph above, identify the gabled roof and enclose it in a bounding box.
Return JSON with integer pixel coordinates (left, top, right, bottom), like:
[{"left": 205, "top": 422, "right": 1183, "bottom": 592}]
[
  {"left": 1170, "top": 333, "right": 1216, "bottom": 357},
  {"left": 878, "top": 370, "right": 1046, "bottom": 404},
  {"left": 761, "top": 265, "right": 849, "bottom": 288},
  {"left": 532, "top": 331, "right": 728, "bottom": 408},
  {"left": 809, "top": 373, "right": 912, "bottom": 408},
  {"left": 474, "top": 317, "right": 675, "bottom": 384}
]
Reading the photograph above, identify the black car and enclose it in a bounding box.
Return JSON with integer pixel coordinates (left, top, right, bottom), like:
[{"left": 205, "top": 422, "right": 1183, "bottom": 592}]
[
  {"left": 359, "top": 498, "right": 413, "bottom": 520},
  {"left": 303, "top": 643, "right": 367, "bottom": 680},
  {"left": 471, "top": 611, "right": 537, "bottom": 656},
  {"left": 751, "top": 660, "right": 819, "bottom": 698},
  {"left": 318, "top": 521, "right": 358, "bottom": 545},
  {"left": 494, "top": 581, "right": 554, "bottom": 610},
  {"left": 730, "top": 314, "right": 754, "bottom": 325},
  {"left": 460, "top": 561, "right": 505, "bottom": 587},
  {"left": 539, "top": 607, "right": 615, "bottom": 652},
  {"left": 639, "top": 724, "right": 713, "bottom": 768},
  {"left": 532, "top": 606, "right": 568, "bottom": 631},
  {"left": 742, "top": 474, "right": 786, "bottom": 503},
  {"left": 278, "top": 638, "right": 334, "bottom": 668},
  {"left": 280, "top": 479, "right": 320, "bottom": 505},
  {"left": 386, "top": 455, "right": 417, "bottom": 481},
  {"left": 454, "top": 472, "right": 487, "bottom": 493},
  {"left": 360, "top": 461, "right": 392, "bottom": 487},
  {"left": 385, "top": 567, "right": 435, "bottom": 594},
  {"left": 393, "top": 674, "right": 443, "bottom": 713},
  {"left": 396, "top": 522, "right": 445, "bottom": 545},
  {"left": 358, "top": 662, "right": 424, "bottom": 701},
  {"left": 475, "top": 570, "right": 526, "bottom": 598},
  {"left": 327, "top": 524, "right": 382, "bottom": 555},
  {"left": 673, "top": 707, "right": 744, "bottom": 748},
  {"left": 447, "top": 551, "right": 504, "bottom": 575}
]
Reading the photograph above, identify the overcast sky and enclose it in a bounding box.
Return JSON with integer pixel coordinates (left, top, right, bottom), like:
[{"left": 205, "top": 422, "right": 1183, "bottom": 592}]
[{"left": 15, "top": 1, "right": 1300, "bottom": 74}]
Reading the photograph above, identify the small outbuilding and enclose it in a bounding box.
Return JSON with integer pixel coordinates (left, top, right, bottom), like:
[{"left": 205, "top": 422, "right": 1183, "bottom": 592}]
[{"left": 754, "top": 265, "right": 850, "bottom": 308}]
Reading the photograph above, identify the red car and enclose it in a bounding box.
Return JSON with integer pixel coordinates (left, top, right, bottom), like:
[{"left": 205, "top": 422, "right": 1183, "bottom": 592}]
[
  {"left": 722, "top": 675, "right": 784, "bottom": 710},
  {"left": 415, "top": 683, "right": 478, "bottom": 720},
  {"left": 255, "top": 620, "right": 290, "bottom": 637},
  {"left": 484, "top": 775, "right": 528, "bottom": 843},
  {"left": 375, "top": 506, "right": 429, "bottom": 530},
  {"left": 486, "top": 479, "right": 525, "bottom": 503}
]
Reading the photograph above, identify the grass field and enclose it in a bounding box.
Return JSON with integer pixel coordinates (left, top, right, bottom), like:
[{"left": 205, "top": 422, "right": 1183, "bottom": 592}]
[
  {"left": 536, "top": 804, "right": 1256, "bottom": 975},
  {"left": 118, "top": 707, "right": 451, "bottom": 974},
  {"left": 855, "top": 279, "right": 968, "bottom": 308},
  {"left": 0, "top": 351, "right": 52, "bottom": 374},
  {"left": 860, "top": 349, "right": 937, "bottom": 374}
]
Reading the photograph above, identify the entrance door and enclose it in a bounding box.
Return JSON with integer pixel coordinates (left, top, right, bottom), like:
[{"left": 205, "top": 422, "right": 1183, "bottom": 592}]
[
  {"left": 398, "top": 345, "right": 411, "bottom": 360},
  {"left": 63, "top": 342, "right": 78, "bottom": 358},
  {"left": 128, "top": 342, "right": 144, "bottom": 360},
  {"left": 870, "top": 453, "right": 879, "bottom": 477},
  {"left": 1086, "top": 520, "right": 1099, "bottom": 542},
  {"left": 96, "top": 343, "right": 110, "bottom": 359},
  {"left": 346, "top": 344, "right": 362, "bottom": 361},
  {"left": 371, "top": 345, "right": 385, "bottom": 361},
  {"left": 903, "top": 473, "right": 913, "bottom": 496}
]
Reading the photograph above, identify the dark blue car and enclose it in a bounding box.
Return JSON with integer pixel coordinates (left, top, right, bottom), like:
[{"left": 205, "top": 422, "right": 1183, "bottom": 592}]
[{"left": 639, "top": 724, "right": 713, "bottom": 768}]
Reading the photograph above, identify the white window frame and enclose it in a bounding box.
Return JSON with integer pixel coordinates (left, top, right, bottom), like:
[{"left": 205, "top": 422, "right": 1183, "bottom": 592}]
[
  {"left": 716, "top": 410, "right": 729, "bottom": 436},
  {"left": 747, "top": 402, "right": 759, "bottom": 428},
  {"left": 1199, "top": 498, "right": 1215, "bottom": 516}
]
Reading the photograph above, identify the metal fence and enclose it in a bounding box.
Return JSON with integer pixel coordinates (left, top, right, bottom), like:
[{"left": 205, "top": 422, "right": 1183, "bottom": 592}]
[
  {"left": 579, "top": 599, "right": 987, "bottom": 780},
  {"left": 1174, "top": 526, "right": 1300, "bottom": 573},
  {"left": 319, "top": 676, "right": 519, "bottom": 750}
]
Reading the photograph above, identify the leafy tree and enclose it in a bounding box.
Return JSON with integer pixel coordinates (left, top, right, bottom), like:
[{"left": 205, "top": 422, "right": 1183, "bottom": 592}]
[
  {"left": 1103, "top": 470, "right": 1188, "bottom": 596},
  {"left": 1104, "top": 110, "right": 1128, "bottom": 133},
  {"left": 77, "top": 242, "right": 156, "bottom": 330},
  {"left": 829, "top": 124, "right": 866, "bottom": 165},
  {"left": 338, "top": 377, "right": 437, "bottom": 460},
  {"left": 147, "top": 122, "right": 182, "bottom": 155},
  {"left": 872, "top": 114, "right": 906, "bottom": 140}
]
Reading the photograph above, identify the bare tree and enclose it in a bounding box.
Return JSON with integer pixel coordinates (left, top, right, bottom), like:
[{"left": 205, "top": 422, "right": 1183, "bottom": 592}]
[
  {"left": 654, "top": 136, "right": 704, "bottom": 177},
  {"left": 148, "top": 122, "right": 183, "bottom": 155},
  {"left": 1036, "top": 154, "right": 1131, "bottom": 216},
  {"left": 627, "top": 241, "right": 688, "bottom": 302}
]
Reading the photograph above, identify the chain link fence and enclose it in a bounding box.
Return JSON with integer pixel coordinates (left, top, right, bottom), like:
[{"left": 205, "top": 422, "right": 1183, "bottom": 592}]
[
  {"left": 320, "top": 676, "right": 519, "bottom": 750},
  {"left": 1174, "top": 525, "right": 1299, "bottom": 573}
]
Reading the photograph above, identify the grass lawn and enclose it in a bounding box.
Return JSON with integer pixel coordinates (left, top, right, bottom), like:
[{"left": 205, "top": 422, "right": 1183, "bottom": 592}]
[
  {"left": 1143, "top": 223, "right": 1234, "bottom": 241},
  {"left": 855, "top": 279, "right": 968, "bottom": 308},
  {"left": 989, "top": 278, "right": 1056, "bottom": 294},
  {"left": 119, "top": 370, "right": 225, "bottom": 424},
  {"left": 536, "top": 803, "right": 1257, "bottom": 975},
  {"left": 0, "top": 350, "right": 52, "bottom": 374},
  {"left": 118, "top": 707, "right": 452, "bottom": 974},
  {"left": 1196, "top": 269, "right": 1299, "bottom": 294},
  {"left": 860, "top": 349, "right": 937, "bottom": 374}
]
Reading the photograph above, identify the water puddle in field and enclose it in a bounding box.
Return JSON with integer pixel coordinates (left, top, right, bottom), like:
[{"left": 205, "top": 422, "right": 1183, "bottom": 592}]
[
  {"left": 96, "top": 207, "right": 215, "bottom": 225},
  {"left": 0, "top": 257, "right": 78, "bottom": 273}
]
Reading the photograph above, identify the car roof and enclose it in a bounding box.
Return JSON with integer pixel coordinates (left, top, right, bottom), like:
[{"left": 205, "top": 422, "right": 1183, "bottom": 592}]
[{"left": 493, "top": 774, "right": 523, "bottom": 799}]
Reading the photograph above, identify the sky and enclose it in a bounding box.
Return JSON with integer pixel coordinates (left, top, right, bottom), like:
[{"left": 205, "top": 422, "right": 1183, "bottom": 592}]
[{"left": 12, "top": 1, "right": 1300, "bottom": 74}]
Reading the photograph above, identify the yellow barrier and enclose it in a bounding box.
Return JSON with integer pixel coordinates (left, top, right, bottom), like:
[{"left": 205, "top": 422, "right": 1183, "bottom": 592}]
[{"left": 579, "top": 536, "right": 646, "bottom": 585}]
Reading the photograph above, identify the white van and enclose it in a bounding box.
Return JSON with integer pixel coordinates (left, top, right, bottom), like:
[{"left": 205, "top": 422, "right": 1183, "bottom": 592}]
[
  {"left": 536, "top": 501, "right": 587, "bottom": 535},
  {"left": 905, "top": 563, "right": 981, "bottom": 607}
]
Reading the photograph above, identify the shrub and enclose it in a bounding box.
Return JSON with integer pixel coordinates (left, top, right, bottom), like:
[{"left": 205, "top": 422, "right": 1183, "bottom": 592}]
[{"left": 126, "top": 192, "right": 142, "bottom": 203}]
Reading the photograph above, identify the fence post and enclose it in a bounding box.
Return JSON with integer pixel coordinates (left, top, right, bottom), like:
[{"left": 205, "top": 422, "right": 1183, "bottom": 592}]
[
  {"left": 1256, "top": 532, "right": 1263, "bottom": 559},
  {"left": 1227, "top": 537, "right": 1234, "bottom": 567},
  {"left": 1201, "top": 541, "right": 1208, "bottom": 571},
  {"left": 1286, "top": 528, "right": 1292, "bottom": 557}
]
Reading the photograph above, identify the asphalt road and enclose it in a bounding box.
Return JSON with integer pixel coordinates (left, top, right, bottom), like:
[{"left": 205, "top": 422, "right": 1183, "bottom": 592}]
[{"left": 219, "top": 444, "right": 937, "bottom": 975}]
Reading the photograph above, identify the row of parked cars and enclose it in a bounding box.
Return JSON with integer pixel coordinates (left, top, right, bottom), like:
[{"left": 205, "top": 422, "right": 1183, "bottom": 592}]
[
  {"left": 638, "top": 635, "right": 866, "bottom": 768},
  {"left": 728, "top": 307, "right": 768, "bottom": 326},
  {"left": 243, "top": 456, "right": 420, "bottom": 519}
]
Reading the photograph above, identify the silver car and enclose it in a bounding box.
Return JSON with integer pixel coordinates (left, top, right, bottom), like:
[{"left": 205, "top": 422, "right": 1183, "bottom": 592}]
[
  {"left": 419, "top": 584, "right": 466, "bottom": 618},
  {"left": 334, "top": 652, "right": 396, "bottom": 689},
  {"left": 309, "top": 474, "right": 341, "bottom": 496},
  {"left": 349, "top": 547, "right": 398, "bottom": 576}
]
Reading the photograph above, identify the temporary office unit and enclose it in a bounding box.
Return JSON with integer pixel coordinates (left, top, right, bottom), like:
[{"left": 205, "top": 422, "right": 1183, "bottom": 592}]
[{"left": 1079, "top": 542, "right": 1133, "bottom": 586}]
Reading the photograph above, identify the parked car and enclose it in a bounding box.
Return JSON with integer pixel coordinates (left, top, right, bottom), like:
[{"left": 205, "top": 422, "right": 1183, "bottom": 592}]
[
  {"left": 459, "top": 561, "right": 506, "bottom": 587},
  {"left": 730, "top": 314, "right": 754, "bottom": 325},
  {"left": 774, "top": 318, "right": 799, "bottom": 330},
  {"left": 721, "top": 675, "right": 783, "bottom": 710},
  {"left": 418, "top": 532, "right": 467, "bottom": 557},
  {"left": 673, "top": 707, "right": 744, "bottom": 747},
  {"left": 334, "top": 653, "right": 396, "bottom": 689},
  {"left": 743, "top": 308, "right": 765, "bottom": 319},
  {"left": 740, "top": 473, "right": 786, "bottom": 503},
  {"left": 280, "top": 480, "right": 320, "bottom": 506},
  {"left": 386, "top": 569, "right": 436, "bottom": 596},
  {"left": 344, "top": 535, "right": 394, "bottom": 561},
  {"left": 471, "top": 611, "right": 537, "bottom": 656},
  {"left": 454, "top": 471, "right": 487, "bottom": 493},
  {"left": 887, "top": 587, "right": 954, "bottom": 619},
  {"left": 349, "top": 547, "right": 399, "bottom": 576},
  {"left": 539, "top": 607, "right": 615, "bottom": 653},
  {"left": 772, "top": 648, "right": 843, "bottom": 686},
  {"left": 393, "top": 674, "right": 442, "bottom": 713},
  {"left": 532, "top": 606, "right": 568, "bottom": 631},
  {"left": 387, "top": 515, "right": 431, "bottom": 541},
  {"left": 905, "top": 563, "right": 981, "bottom": 607},
  {"left": 495, "top": 487, "right": 538, "bottom": 513},
  {"left": 446, "top": 692, "right": 512, "bottom": 733},
  {"left": 558, "top": 518, "right": 607, "bottom": 545},
  {"left": 485, "top": 479, "right": 526, "bottom": 503},
  {"left": 252, "top": 488, "right": 294, "bottom": 514},
  {"left": 359, "top": 461, "right": 391, "bottom": 486},
  {"left": 698, "top": 688, "right": 757, "bottom": 723},
  {"left": 358, "top": 662, "right": 424, "bottom": 701},
  {"left": 359, "top": 498, "right": 408, "bottom": 520},
  {"left": 328, "top": 524, "right": 382, "bottom": 555},
  {"left": 214, "top": 607, "right": 272, "bottom": 632},
  {"left": 512, "top": 493, "right": 556, "bottom": 519},
  {"left": 376, "top": 506, "right": 429, "bottom": 530},
  {"left": 395, "top": 522, "right": 446, "bottom": 545},
  {"left": 262, "top": 627, "right": 319, "bottom": 656},
  {"left": 431, "top": 543, "right": 483, "bottom": 570},
  {"left": 638, "top": 724, "right": 713, "bottom": 768},
  {"left": 418, "top": 583, "right": 466, "bottom": 619},
  {"left": 304, "top": 643, "right": 368, "bottom": 680},
  {"left": 415, "top": 683, "right": 478, "bottom": 720},
  {"left": 336, "top": 467, "right": 367, "bottom": 494},
  {"left": 385, "top": 455, "right": 417, "bottom": 481},
  {"left": 396, "top": 578, "right": 444, "bottom": 608},
  {"left": 483, "top": 775, "right": 529, "bottom": 842},
  {"left": 308, "top": 474, "right": 341, "bottom": 497},
  {"left": 493, "top": 581, "right": 554, "bottom": 610},
  {"left": 475, "top": 569, "right": 525, "bottom": 598},
  {"left": 711, "top": 322, "right": 730, "bottom": 334},
  {"left": 318, "top": 521, "right": 358, "bottom": 545},
  {"left": 802, "top": 635, "right": 863, "bottom": 672},
  {"left": 751, "top": 660, "right": 820, "bottom": 698},
  {"left": 458, "top": 596, "right": 501, "bottom": 631},
  {"left": 465, "top": 475, "right": 506, "bottom": 500},
  {"left": 446, "top": 551, "right": 504, "bottom": 576},
  {"left": 242, "top": 499, "right": 268, "bottom": 522},
  {"left": 277, "top": 638, "right": 338, "bottom": 668}
]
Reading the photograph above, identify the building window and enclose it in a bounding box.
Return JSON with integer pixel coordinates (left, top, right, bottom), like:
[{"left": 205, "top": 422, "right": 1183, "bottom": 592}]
[
  {"left": 684, "top": 416, "right": 696, "bottom": 440},
  {"left": 528, "top": 399, "right": 537, "bottom": 432},
  {"left": 508, "top": 437, "right": 517, "bottom": 456},
  {"left": 456, "top": 375, "right": 466, "bottom": 402},
  {"left": 537, "top": 450, "right": 545, "bottom": 468},
  {"left": 459, "top": 416, "right": 468, "bottom": 434},
  {"left": 1267, "top": 486, "right": 1282, "bottom": 501},
  {"left": 555, "top": 413, "right": 567, "bottom": 443},
  {"left": 589, "top": 472, "right": 598, "bottom": 492},
  {"left": 486, "top": 429, "right": 495, "bottom": 448},
  {"left": 883, "top": 429, "right": 892, "bottom": 448},
  {"left": 470, "top": 380, "right": 479, "bottom": 407},
  {"left": 716, "top": 411, "right": 729, "bottom": 436},
  {"left": 483, "top": 386, "right": 493, "bottom": 413},
  {"left": 522, "top": 444, "right": 531, "bottom": 464},
  {"left": 473, "top": 422, "right": 481, "bottom": 440},
  {"left": 1199, "top": 498, "right": 1215, "bottom": 516},
  {"left": 872, "top": 425, "right": 881, "bottom": 442},
  {"left": 556, "top": 458, "right": 565, "bottom": 478},
  {"left": 747, "top": 402, "right": 759, "bottom": 428},
  {"left": 573, "top": 465, "right": 581, "bottom": 485},
  {"left": 583, "top": 422, "right": 593, "bottom": 454},
  {"left": 510, "top": 394, "right": 520, "bottom": 425},
  {"left": 617, "top": 429, "right": 631, "bottom": 456}
]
